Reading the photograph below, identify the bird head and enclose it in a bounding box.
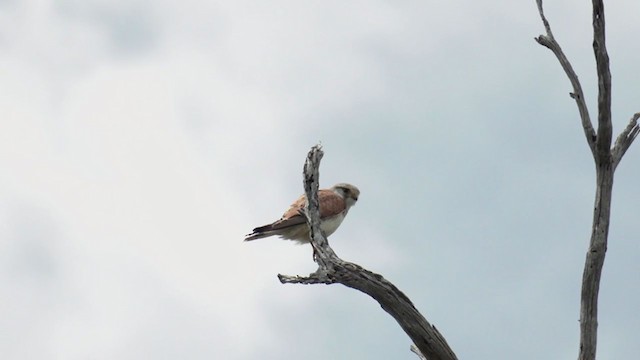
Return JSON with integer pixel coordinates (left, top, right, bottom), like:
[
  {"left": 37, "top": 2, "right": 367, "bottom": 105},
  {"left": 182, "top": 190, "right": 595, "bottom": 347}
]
[{"left": 332, "top": 183, "right": 360, "bottom": 207}]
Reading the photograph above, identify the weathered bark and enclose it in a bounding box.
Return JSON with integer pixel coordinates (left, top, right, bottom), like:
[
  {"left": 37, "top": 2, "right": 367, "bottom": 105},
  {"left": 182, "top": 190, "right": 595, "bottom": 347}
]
[
  {"left": 411, "top": 344, "right": 428, "bottom": 360},
  {"left": 535, "top": 1, "right": 639, "bottom": 359},
  {"left": 278, "top": 145, "right": 458, "bottom": 360},
  {"left": 580, "top": 164, "right": 613, "bottom": 360},
  {"left": 534, "top": 0, "right": 596, "bottom": 157},
  {"left": 612, "top": 113, "right": 640, "bottom": 169}
]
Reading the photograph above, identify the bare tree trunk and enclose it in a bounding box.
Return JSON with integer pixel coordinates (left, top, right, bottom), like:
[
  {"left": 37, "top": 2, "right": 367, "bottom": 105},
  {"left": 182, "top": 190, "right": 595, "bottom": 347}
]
[
  {"left": 579, "top": 164, "right": 613, "bottom": 360},
  {"left": 535, "top": 1, "right": 639, "bottom": 359},
  {"left": 278, "top": 145, "right": 458, "bottom": 360}
]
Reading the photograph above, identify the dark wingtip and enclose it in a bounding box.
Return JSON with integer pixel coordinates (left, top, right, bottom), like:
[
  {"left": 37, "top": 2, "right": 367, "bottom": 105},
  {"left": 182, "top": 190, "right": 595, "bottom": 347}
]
[
  {"left": 252, "top": 224, "right": 273, "bottom": 233},
  {"left": 245, "top": 222, "right": 280, "bottom": 241},
  {"left": 245, "top": 228, "right": 269, "bottom": 241}
]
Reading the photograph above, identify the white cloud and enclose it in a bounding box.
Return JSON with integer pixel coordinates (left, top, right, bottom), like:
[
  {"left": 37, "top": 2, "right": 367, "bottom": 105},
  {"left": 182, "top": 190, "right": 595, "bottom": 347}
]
[{"left": 2, "top": 1, "right": 640, "bottom": 359}]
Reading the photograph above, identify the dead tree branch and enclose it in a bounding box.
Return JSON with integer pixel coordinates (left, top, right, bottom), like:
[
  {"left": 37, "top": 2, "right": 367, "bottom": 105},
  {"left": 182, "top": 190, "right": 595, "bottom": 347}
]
[
  {"left": 612, "top": 112, "right": 640, "bottom": 169},
  {"left": 534, "top": 0, "right": 596, "bottom": 157},
  {"left": 535, "top": 1, "right": 639, "bottom": 359},
  {"left": 411, "top": 344, "right": 428, "bottom": 360},
  {"left": 278, "top": 145, "right": 458, "bottom": 360}
]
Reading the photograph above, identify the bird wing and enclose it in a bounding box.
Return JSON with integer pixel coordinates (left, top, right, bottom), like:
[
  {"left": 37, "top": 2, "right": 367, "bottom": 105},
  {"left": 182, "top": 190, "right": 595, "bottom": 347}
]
[{"left": 253, "top": 190, "right": 346, "bottom": 232}]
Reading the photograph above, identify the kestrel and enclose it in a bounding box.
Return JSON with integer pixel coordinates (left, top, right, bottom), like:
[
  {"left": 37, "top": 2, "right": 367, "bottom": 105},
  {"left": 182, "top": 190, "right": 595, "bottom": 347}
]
[{"left": 245, "top": 183, "right": 360, "bottom": 244}]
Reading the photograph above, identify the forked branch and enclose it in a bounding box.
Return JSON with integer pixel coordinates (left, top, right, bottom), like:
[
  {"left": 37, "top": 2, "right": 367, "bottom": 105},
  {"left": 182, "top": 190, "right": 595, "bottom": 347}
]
[
  {"left": 612, "top": 113, "right": 640, "bottom": 169},
  {"left": 535, "top": 1, "right": 639, "bottom": 360}
]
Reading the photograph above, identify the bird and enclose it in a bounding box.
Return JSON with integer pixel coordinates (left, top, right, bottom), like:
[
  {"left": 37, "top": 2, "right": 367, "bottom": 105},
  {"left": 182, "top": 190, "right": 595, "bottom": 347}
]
[{"left": 245, "top": 183, "right": 360, "bottom": 244}]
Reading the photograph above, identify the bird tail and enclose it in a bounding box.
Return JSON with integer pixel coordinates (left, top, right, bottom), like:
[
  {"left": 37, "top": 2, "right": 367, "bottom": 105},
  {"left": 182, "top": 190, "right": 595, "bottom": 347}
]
[{"left": 244, "top": 224, "right": 277, "bottom": 241}]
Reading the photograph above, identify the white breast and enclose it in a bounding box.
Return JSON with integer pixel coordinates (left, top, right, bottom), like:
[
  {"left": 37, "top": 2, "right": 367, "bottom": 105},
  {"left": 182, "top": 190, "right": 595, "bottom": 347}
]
[{"left": 320, "top": 212, "right": 347, "bottom": 237}]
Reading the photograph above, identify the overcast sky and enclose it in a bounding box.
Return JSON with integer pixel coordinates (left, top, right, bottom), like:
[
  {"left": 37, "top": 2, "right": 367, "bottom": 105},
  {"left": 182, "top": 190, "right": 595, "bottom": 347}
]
[{"left": 1, "top": 1, "right": 639, "bottom": 359}]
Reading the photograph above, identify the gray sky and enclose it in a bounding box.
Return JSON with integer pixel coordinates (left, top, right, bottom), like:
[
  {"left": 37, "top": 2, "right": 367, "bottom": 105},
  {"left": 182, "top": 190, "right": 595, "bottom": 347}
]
[{"left": 1, "top": 1, "right": 639, "bottom": 359}]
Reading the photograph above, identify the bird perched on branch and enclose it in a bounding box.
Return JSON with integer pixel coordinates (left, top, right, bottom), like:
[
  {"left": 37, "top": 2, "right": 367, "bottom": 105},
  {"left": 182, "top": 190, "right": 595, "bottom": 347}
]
[{"left": 245, "top": 183, "right": 360, "bottom": 244}]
